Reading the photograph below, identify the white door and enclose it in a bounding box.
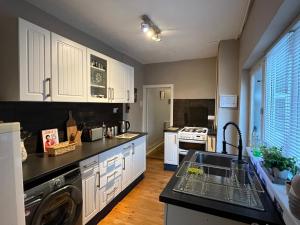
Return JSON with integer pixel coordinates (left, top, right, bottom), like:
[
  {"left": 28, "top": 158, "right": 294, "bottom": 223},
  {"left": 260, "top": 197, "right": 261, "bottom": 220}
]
[
  {"left": 132, "top": 137, "right": 146, "bottom": 180},
  {"left": 125, "top": 64, "right": 134, "bottom": 103},
  {"left": 19, "top": 18, "right": 51, "bottom": 101},
  {"left": 164, "top": 132, "right": 178, "bottom": 165},
  {"left": 82, "top": 167, "right": 100, "bottom": 225},
  {"left": 121, "top": 144, "right": 133, "bottom": 190},
  {"left": 51, "top": 33, "right": 87, "bottom": 102},
  {"left": 109, "top": 59, "right": 127, "bottom": 103}
]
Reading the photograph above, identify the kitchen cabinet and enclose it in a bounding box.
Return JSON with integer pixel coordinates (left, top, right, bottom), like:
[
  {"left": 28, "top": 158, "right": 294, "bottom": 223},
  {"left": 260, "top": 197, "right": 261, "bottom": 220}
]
[
  {"left": 87, "top": 48, "right": 110, "bottom": 102},
  {"left": 109, "top": 59, "right": 134, "bottom": 103},
  {"left": 121, "top": 143, "right": 133, "bottom": 190},
  {"left": 80, "top": 156, "right": 100, "bottom": 225},
  {"left": 51, "top": 33, "right": 87, "bottom": 102},
  {"left": 132, "top": 136, "right": 146, "bottom": 180},
  {"left": 19, "top": 18, "right": 51, "bottom": 101},
  {"left": 164, "top": 132, "right": 179, "bottom": 166}
]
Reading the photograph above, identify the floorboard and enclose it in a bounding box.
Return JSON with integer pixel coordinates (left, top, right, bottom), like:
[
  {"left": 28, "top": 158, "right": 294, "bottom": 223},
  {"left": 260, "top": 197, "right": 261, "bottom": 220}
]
[{"left": 98, "top": 158, "right": 174, "bottom": 225}]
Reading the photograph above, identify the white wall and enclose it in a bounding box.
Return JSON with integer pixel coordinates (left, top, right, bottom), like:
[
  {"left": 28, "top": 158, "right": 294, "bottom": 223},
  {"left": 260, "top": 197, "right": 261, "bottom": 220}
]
[
  {"left": 216, "top": 40, "right": 240, "bottom": 154},
  {"left": 146, "top": 87, "right": 171, "bottom": 151},
  {"left": 144, "top": 58, "right": 216, "bottom": 99}
]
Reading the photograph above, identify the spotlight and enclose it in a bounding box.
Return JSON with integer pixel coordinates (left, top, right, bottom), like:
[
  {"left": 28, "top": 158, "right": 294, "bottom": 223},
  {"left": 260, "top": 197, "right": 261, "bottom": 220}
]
[
  {"left": 151, "top": 34, "right": 161, "bottom": 42},
  {"left": 141, "top": 22, "right": 149, "bottom": 33},
  {"left": 140, "top": 15, "right": 162, "bottom": 42}
]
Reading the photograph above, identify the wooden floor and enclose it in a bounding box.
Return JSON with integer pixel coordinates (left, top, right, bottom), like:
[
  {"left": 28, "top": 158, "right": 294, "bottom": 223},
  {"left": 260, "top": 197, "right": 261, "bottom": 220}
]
[{"left": 98, "top": 158, "right": 174, "bottom": 225}]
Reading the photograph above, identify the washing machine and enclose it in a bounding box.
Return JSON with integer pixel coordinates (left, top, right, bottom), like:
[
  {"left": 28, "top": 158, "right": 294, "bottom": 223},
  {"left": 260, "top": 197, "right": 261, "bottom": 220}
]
[{"left": 24, "top": 167, "right": 82, "bottom": 225}]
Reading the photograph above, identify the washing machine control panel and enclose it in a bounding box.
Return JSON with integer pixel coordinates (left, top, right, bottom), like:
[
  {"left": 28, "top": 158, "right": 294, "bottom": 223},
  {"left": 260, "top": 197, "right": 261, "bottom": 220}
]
[{"left": 51, "top": 177, "right": 65, "bottom": 190}]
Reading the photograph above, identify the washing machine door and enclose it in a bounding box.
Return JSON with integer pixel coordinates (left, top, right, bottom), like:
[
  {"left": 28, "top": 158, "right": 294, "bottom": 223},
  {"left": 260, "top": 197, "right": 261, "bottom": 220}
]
[{"left": 31, "top": 185, "right": 82, "bottom": 225}]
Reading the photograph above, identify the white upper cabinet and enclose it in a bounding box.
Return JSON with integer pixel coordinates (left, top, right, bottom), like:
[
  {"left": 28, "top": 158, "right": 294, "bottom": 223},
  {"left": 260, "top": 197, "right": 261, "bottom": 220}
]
[
  {"left": 109, "top": 59, "right": 127, "bottom": 103},
  {"left": 19, "top": 18, "right": 51, "bottom": 101},
  {"left": 109, "top": 60, "right": 134, "bottom": 103},
  {"left": 125, "top": 64, "right": 134, "bottom": 103},
  {"left": 51, "top": 33, "right": 87, "bottom": 102},
  {"left": 87, "top": 48, "right": 110, "bottom": 103}
]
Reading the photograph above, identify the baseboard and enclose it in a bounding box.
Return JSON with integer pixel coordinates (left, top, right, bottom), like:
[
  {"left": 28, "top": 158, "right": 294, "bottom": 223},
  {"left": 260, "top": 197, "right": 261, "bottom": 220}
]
[
  {"left": 164, "top": 164, "right": 178, "bottom": 171},
  {"left": 87, "top": 173, "right": 145, "bottom": 225},
  {"left": 147, "top": 141, "right": 164, "bottom": 155}
]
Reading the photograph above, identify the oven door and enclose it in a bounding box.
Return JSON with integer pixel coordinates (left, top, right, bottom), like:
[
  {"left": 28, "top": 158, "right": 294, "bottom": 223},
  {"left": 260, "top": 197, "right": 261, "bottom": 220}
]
[
  {"left": 178, "top": 139, "right": 207, "bottom": 163},
  {"left": 31, "top": 185, "right": 82, "bottom": 225}
]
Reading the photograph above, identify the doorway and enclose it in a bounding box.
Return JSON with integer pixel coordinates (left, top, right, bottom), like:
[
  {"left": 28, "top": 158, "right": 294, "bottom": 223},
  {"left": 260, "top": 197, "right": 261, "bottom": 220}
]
[{"left": 143, "top": 84, "right": 174, "bottom": 158}]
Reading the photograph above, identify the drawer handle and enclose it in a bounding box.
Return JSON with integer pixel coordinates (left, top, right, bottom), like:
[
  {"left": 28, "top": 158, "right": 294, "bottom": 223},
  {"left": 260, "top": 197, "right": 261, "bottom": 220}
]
[
  {"left": 107, "top": 156, "right": 118, "bottom": 166},
  {"left": 106, "top": 171, "right": 117, "bottom": 180},
  {"left": 132, "top": 143, "right": 135, "bottom": 155},
  {"left": 83, "top": 161, "right": 98, "bottom": 169},
  {"left": 106, "top": 187, "right": 118, "bottom": 201}
]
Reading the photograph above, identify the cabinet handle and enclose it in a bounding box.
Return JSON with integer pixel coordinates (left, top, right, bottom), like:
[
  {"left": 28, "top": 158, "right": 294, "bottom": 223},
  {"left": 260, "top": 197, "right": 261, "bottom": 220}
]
[
  {"left": 106, "top": 187, "right": 118, "bottom": 199},
  {"left": 127, "top": 90, "right": 129, "bottom": 102},
  {"left": 83, "top": 161, "right": 98, "bottom": 169},
  {"left": 96, "top": 171, "right": 100, "bottom": 188},
  {"left": 107, "top": 156, "right": 118, "bottom": 166},
  {"left": 132, "top": 143, "right": 135, "bottom": 155},
  {"left": 107, "top": 171, "right": 117, "bottom": 180},
  {"left": 108, "top": 88, "right": 111, "bottom": 101},
  {"left": 45, "top": 78, "right": 51, "bottom": 98},
  {"left": 112, "top": 88, "right": 115, "bottom": 100},
  {"left": 174, "top": 135, "right": 177, "bottom": 144},
  {"left": 122, "top": 157, "right": 125, "bottom": 170}
]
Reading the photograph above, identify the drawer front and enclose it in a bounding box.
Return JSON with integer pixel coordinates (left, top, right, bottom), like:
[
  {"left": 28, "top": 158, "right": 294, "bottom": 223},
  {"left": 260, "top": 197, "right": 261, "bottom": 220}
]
[
  {"left": 99, "top": 146, "right": 121, "bottom": 163},
  {"left": 99, "top": 166, "right": 122, "bottom": 188},
  {"left": 99, "top": 153, "right": 122, "bottom": 175},
  {"left": 80, "top": 155, "right": 99, "bottom": 171},
  {"left": 99, "top": 175, "right": 122, "bottom": 211}
]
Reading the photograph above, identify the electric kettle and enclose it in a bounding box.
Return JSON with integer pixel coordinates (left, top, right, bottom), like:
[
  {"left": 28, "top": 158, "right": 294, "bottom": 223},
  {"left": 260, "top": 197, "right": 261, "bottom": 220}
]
[{"left": 119, "top": 120, "right": 130, "bottom": 134}]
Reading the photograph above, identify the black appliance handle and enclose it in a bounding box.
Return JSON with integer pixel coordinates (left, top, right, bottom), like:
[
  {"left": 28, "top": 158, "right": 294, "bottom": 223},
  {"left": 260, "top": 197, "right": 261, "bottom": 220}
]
[{"left": 126, "top": 121, "right": 130, "bottom": 131}]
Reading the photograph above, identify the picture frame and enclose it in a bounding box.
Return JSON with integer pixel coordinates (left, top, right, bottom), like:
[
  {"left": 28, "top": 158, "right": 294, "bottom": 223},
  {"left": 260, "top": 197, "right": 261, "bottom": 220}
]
[{"left": 42, "top": 128, "right": 59, "bottom": 152}]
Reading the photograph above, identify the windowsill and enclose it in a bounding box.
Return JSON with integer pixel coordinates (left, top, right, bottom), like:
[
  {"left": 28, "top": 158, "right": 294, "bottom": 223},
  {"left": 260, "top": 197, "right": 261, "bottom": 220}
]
[{"left": 246, "top": 147, "right": 300, "bottom": 225}]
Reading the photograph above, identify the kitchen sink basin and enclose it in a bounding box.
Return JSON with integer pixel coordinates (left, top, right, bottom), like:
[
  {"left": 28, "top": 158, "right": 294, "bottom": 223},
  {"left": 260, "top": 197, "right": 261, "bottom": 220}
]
[
  {"left": 173, "top": 151, "right": 265, "bottom": 211},
  {"left": 191, "top": 152, "right": 235, "bottom": 168},
  {"left": 115, "top": 133, "right": 139, "bottom": 139}
]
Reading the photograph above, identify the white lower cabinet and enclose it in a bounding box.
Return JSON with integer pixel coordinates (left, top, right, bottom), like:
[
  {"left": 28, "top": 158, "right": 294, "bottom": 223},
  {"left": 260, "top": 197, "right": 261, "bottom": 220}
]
[
  {"left": 121, "top": 136, "right": 146, "bottom": 190},
  {"left": 164, "top": 132, "right": 178, "bottom": 166},
  {"left": 80, "top": 156, "right": 100, "bottom": 225},
  {"left": 80, "top": 136, "right": 146, "bottom": 224}
]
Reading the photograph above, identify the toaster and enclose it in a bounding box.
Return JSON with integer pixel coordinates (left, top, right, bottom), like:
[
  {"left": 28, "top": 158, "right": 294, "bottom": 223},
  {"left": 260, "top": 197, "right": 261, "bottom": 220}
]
[{"left": 81, "top": 127, "right": 103, "bottom": 142}]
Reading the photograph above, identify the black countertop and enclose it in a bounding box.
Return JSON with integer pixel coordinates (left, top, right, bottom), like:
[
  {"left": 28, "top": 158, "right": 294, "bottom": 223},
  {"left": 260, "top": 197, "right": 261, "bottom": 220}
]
[
  {"left": 159, "top": 152, "right": 284, "bottom": 225},
  {"left": 23, "top": 132, "right": 147, "bottom": 188}
]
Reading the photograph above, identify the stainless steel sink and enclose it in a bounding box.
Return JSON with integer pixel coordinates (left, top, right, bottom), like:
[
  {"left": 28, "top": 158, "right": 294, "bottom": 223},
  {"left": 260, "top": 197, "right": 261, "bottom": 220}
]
[
  {"left": 173, "top": 151, "right": 265, "bottom": 211},
  {"left": 191, "top": 152, "right": 234, "bottom": 168},
  {"left": 115, "top": 133, "right": 139, "bottom": 139}
]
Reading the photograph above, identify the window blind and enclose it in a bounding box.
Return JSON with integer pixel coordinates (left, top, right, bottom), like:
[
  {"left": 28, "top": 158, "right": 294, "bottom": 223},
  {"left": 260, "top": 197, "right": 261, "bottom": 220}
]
[{"left": 264, "top": 24, "right": 300, "bottom": 161}]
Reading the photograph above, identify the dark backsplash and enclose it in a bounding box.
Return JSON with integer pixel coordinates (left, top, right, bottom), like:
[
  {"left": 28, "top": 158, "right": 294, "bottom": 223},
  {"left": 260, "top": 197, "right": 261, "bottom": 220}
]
[
  {"left": 0, "top": 102, "right": 123, "bottom": 153},
  {"left": 173, "top": 99, "right": 215, "bottom": 128}
]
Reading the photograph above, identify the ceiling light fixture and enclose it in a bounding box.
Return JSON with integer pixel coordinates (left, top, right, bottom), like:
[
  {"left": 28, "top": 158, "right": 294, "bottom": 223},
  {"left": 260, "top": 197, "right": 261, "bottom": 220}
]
[{"left": 141, "top": 15, "right": 162, "bottom": 42}]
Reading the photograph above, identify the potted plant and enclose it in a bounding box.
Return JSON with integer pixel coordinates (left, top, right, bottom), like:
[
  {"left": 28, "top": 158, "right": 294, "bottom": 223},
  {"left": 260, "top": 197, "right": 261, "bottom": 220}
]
[{"left": 261, "top": 146, "right": 297, "bottom": 180}]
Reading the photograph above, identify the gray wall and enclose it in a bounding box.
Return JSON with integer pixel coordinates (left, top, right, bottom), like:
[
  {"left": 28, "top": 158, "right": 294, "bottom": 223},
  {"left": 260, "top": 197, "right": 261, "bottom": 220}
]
[
  {"left": 144, "top": 58, "right": 216, "bottom": 99},
  {"left": 216, "top": 40, "right": 239, "bottom": 154},
  {"left": 0, "top": 0, "right": 145, "bottom": 131}
]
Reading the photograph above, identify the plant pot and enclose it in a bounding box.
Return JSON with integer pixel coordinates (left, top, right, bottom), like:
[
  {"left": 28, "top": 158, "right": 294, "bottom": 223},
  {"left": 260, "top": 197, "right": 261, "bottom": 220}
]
[{"left": 272, "top": 167, "right": 289, "bottom": 180}]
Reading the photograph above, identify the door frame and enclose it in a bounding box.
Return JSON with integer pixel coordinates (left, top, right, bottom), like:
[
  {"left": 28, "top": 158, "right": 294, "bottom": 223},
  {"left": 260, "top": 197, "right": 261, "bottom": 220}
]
[{"left": 142, "top": 84, "right": 174, "bottom": 133}]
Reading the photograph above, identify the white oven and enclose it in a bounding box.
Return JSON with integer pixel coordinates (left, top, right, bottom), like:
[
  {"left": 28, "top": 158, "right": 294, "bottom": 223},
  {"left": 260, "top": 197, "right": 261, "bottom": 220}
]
[{"left": 178, "top": 127, "right": 208, "bottom": 163}]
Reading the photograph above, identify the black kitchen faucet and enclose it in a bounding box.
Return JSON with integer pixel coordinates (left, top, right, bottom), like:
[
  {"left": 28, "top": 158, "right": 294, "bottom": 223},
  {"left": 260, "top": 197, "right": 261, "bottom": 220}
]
[{"left": 222, "top": 122, "right": 243, "bottom": 162}]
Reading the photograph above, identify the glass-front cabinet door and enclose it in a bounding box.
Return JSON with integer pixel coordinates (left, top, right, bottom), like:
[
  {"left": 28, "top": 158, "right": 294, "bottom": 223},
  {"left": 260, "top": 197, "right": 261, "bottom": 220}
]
[{"left": 87, "top": 49, "right": 109, "bottom": 102}]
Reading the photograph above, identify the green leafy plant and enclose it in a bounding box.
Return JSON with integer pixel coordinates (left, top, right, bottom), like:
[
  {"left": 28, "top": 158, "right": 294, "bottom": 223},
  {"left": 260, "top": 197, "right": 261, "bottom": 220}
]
[{"left": 261, "top": 146, "right": 297, "bottom": 175}]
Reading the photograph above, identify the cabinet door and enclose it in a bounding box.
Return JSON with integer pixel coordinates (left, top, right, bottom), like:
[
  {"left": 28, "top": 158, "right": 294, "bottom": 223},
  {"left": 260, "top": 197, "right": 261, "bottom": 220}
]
[
  {"left": 51, "top": 33, "right": 87, "bottom": 102},
  {"left": 109, "top": 59, "right": 127, "bottom": 103},
  {"left": 125, "top": 64, "right": 134, "bottom": 103},
  {"left": 121, "top": 144, "right": 133, "bottom": 190},
  {"left": 132, "top": 137, "right": 146, "bottom": 180},
  {"left": 164, "top": 132, "right": 178, "bottom": 165},
  {"left": 87, "top": 48, "right": 110, "bottom": 103},
  {"left": 19, "top": 18, "right": 51, "bottom": 101},
  {"left": 82, "top": 167, "right": 100, "bottom": 225}
]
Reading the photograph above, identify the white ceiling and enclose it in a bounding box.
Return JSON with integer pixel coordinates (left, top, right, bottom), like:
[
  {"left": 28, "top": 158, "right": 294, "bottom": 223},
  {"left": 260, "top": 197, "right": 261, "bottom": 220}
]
[{"left": 25, "top": 0, "right": 250, "bottom": 64}]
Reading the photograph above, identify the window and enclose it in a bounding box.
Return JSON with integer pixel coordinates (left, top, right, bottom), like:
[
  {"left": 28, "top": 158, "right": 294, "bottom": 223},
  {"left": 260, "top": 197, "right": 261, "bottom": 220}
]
[{"left": 264, "top": 23, "right": 300, "bottom": 160}]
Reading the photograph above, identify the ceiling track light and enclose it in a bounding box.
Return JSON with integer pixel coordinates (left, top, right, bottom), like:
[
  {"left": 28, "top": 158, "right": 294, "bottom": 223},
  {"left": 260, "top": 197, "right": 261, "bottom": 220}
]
[{"left": 140, "top": 14, "right": 162, "bottom": 42}]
